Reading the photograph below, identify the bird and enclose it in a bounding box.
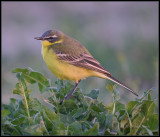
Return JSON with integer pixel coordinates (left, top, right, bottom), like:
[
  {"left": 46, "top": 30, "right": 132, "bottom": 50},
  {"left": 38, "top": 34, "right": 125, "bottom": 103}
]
[{"left": 34, "top": 29, "right": 138, "bottom": 103}]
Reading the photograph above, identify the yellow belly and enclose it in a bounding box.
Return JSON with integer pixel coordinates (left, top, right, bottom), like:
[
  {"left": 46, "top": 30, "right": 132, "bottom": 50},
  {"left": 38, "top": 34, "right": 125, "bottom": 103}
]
[{"left": 41, "top": 45, "right": 95, "bottom": 83}]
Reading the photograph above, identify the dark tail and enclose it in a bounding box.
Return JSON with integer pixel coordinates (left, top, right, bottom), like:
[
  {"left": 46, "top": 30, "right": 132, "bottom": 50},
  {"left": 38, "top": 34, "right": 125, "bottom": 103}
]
[{"left": 105, "top": 75, "right": 138, "bottom": 96}]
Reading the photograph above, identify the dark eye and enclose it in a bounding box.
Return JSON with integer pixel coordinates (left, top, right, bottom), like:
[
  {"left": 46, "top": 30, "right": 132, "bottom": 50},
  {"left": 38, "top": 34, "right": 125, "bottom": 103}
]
[{"left": 46, "top": 36, "right": 58, "bottom": 43}]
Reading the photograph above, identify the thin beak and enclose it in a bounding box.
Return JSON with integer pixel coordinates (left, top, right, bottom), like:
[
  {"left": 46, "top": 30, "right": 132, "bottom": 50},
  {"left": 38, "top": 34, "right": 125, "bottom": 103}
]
[{"left": 34, "top": 37, "right": 44, "bottom": 40}]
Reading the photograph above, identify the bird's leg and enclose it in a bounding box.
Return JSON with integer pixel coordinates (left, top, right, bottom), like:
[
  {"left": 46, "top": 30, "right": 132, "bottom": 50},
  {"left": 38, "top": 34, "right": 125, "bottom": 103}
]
[{"left": 60, "top": 80, "right": 81, "bottom": 104}]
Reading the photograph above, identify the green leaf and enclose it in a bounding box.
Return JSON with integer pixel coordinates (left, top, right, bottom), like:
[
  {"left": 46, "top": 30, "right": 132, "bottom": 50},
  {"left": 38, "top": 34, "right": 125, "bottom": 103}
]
[
  {"left": 13, "top": 73, "right": 30, "bottom": 98},
  {"left": 42, "top": 106, "right": 57, "bottom": 131},
  {"left": 24, "top": 124, "right": 45, "bottom": 135},
  {"left": 96, "top": 112, "right": 106, "bottom": 130},
  {"left": 140, "top": 100, "right": 155, "bottom": 117},
  {"left": 106, "top": 101, "right": 125, "bottom": 114},
  {"left": 56, "top": 79, "right": 64, "bottom": 92},
  {"left": 2, "top": 68, "right": 157, "bottom": 136},
  {"left": 105, "top": 102, "right": 114, "bottom": 113},
  {"left": 68, "top": 121, "right": 82, "bottom": 135},
  {"left": 70, "top": 108, "right": 84, "bottom": 119},
  {"left": 84, "top": 122, "right": 99, "bottom": 135},
  {"left": 115, "top": 101, "right": 125, "bottom": 112},
  {"left": 128, "top": 114, "right": 145, "bottom": 135},
  {"left": 11, "top": 116, "right": 25, "bottom": 125},
  {"left": 59, "top": 114, "right": 75, "bottom": 124},
  {"left": 119, "top": 113, "right": 128, "bottom": 129},
  {"left": 90, "top": 104, "right": 103, "bottom": 112},
  {"left": 105, "top": 114, "right": 113, "bottom": 128},
  {"left": 11, "top": 128, "right": 21, "bottom": 136},
  {"left": 42, "top": 106, "right": 57, "bottom": 121},
  {"left": 111, "top": 116, "right": 119, "bottom": 133},
  {"left": 2, "top": 109, "right": 10, "bottom": 119},
  {"left": 106, "top": 83, "right": 114, "bottom": 93},
  {"left": 81, "top": 121, "right": 91, "bottom": 131},
  {"left": 104, "top": 129, "right": 118, "bottom": 135},
  {"left": 29, "top": 71, "right": 49, "bottom": 84},
  {"left": 28, "top": 98, "right": 42, "bottom": 113},
  {"left": 12, "top": 68, "right": 29, "bottom": 73},
  {"left": 147, "top": 92, "right": 152, "bottom": 101},
  {"left": 113, "top": 88, "right": 120, "bottom": 101},
  {"left": 136, "top": 90, "right": 152, "bottom": 101},
  {"left": 13, "top": 83, "right": 24, "bottom": 96},
  {"left": 127, "top": 101, "right": 139, "bottom": 114},
  {"left": 86, "top": 89, "right": 99, "bottom": 99},
  {"left": 142, "top": 125, "right": 153, "bottom": 135},
  {"left": 9, "top": 98, "right": 18, "bottom": 110},
  {"left": 51, "top": 119, "right": 67, "bottom": 135},
  {"left": 59, "top": 100, "right": 78, "bottom": 114},
  {"left": 12, "top": 67, "right": 51, "bottom": 93},
  {"left": 143, "top": 114, "right": 158, "bottom": 131}
]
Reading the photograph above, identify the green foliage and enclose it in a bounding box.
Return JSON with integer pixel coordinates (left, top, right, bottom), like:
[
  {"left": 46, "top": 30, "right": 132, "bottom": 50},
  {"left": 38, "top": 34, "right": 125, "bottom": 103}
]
[{"left": 2, "top": 67, "right": 158, "bottom": 136}]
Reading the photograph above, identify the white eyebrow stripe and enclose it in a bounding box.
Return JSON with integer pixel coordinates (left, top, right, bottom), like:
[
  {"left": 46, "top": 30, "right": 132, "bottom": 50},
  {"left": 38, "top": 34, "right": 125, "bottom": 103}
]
[
  {"left": 43, "top": 35, "right": 57, "bottom": 39},
  {"left": 51, "top": 35, "right": 57, "bottom": 38}
]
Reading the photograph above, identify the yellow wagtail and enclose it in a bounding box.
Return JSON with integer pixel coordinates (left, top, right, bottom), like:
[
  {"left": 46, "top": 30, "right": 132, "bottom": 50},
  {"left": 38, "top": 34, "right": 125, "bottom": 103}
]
[{"left": 34, "top": 30, "right": 138, "bottom": 103}]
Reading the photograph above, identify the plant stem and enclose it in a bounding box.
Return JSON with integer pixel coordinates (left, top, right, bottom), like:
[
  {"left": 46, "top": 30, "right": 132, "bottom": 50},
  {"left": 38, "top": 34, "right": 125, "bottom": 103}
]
[{"left": 20, "top": 81, "right": 30, "bottom": 120}]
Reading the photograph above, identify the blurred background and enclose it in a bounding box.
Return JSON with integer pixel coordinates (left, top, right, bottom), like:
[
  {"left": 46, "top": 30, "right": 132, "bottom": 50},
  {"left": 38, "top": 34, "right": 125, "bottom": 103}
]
[{"left": 2, "top": 2, "right": 158, "bottom": 108}]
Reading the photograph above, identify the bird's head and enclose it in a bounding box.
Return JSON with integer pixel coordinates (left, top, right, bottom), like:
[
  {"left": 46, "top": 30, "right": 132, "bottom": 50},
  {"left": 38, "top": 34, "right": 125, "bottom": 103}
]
[{"left": 34, "top": 30, "right": 64, "bottom": 46}]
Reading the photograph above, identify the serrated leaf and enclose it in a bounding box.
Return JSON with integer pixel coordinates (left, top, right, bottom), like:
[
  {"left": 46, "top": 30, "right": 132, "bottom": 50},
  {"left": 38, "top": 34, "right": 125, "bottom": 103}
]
[{"left": 12, "top": 67, "right": 51, "bottom": 93}]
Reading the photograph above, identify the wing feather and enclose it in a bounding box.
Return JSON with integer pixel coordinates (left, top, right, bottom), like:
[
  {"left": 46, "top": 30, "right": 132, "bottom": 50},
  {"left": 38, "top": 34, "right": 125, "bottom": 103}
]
[{"left": 54, "top": 50, "right": 112, "bottom": 76}]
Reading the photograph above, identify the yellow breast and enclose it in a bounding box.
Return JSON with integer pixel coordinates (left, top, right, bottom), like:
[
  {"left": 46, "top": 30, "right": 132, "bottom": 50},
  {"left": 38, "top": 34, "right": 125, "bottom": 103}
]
[{"left": 41, "top": 44, "right": 94, "bottom": 83}]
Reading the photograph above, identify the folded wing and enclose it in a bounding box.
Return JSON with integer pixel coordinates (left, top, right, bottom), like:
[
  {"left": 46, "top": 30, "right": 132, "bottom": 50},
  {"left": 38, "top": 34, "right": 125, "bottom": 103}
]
[{"left": 55, "top": 50, "right": 112, "bottom": 77}]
